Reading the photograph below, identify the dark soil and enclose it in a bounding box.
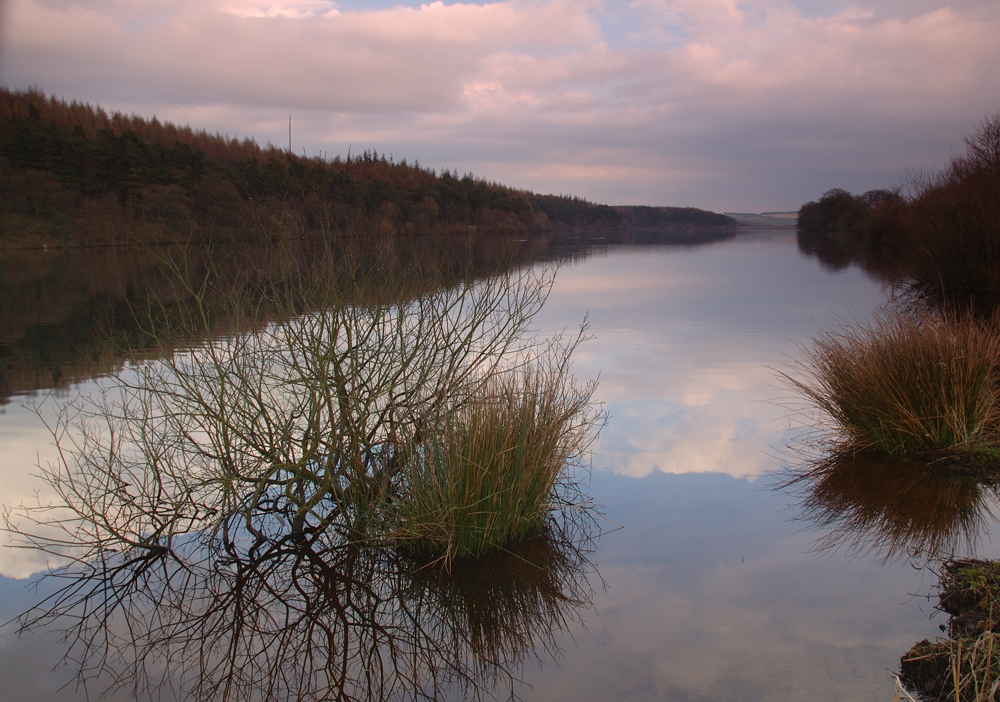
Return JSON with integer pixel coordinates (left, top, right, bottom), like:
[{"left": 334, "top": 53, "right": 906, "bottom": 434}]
[{"left": 900, "top": 639, "right": 953, "bottom": 701}]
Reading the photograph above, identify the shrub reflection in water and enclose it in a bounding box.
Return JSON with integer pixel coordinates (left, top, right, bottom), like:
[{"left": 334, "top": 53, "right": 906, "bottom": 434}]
[
  {"left": 12, "top": 518, "right": 597, "bottom": 701},
  {"left": 3, "top": 242, "right": 603, "bottom": 700}
]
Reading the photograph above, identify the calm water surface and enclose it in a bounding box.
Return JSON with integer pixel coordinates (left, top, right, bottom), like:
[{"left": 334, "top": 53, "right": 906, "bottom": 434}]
[{"left": 1, "top": 230, "right": 996, "bottom": 701}]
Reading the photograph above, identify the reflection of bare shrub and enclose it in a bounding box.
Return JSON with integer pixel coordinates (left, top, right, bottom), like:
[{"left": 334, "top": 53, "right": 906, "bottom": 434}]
[
  {"left": 3, "top": 249, "right": 603, "bottom": 699},
  {"left": 7, "top": 522, "right": 597, "bottom": 701}
]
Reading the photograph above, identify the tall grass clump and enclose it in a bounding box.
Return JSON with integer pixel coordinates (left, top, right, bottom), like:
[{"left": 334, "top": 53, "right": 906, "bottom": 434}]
[
  {"left": 395, "top": 343, "right": 600, "bottom": 563},
  {"left": 786, "top": 310, "right": 1000, "bottom": 456}
]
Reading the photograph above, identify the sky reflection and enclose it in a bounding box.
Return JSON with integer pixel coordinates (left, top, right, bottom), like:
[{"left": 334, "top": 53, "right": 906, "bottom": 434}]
[{"left": 533, "top": 231, "right": 887, "bottom": 479}]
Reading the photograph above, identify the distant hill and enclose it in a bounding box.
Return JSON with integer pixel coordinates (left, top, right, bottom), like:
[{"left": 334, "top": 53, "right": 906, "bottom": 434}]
[
  {"left": 614, "top": 205, "right": 736, "bottom": 228},
  {"left": 724, "top": 212, "right": 797, "bottom": 228},
  {"left": 0, "top": 87, "right": 628, "bottom": 248}
]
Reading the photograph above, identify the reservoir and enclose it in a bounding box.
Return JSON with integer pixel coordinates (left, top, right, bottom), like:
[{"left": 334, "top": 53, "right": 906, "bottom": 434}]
[{"left": 0, "top": 229, "right": 989, "bottom": 701}]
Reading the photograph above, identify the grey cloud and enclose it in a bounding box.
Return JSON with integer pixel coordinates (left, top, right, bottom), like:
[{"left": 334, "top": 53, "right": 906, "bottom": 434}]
[{"left": 2, "top": 0, "right": 999, "bottom": 210}]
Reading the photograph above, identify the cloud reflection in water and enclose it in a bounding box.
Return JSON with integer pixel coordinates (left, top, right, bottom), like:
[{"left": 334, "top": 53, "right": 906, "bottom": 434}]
[{"left": 532, "top": 232, "right": 887, "bottom": 480}]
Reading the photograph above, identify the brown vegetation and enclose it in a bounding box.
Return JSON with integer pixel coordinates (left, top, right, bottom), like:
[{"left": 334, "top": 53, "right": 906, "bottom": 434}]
[
  {"left": 901, "top": 560, "right": 1000, "bottom": 702},
  {"left": 783, "top": 310, "right": 1000, "bottom": 456},
  {"left": 797, "top": 111, "right": 1000, "bottom": 317},
  {"left": 0, "top": 87, "right": 634, "bottom": 248}
]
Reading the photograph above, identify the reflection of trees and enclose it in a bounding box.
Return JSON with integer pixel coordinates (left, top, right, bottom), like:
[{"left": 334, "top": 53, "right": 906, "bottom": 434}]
[
  {"left": 0, "top": 228, "right": 740, "bottom": 405},
  {"left": 796, "top": 231, "right": 908, "bottom": 286},
  {"left": 12, "top": 518, "right": 596, "bottom": 701},
  {"left": 0, "top": 235, "right": 538, "bottom": 405},
  {"left": 782, "top": 453, "right": 1000, "bottom": 563}
]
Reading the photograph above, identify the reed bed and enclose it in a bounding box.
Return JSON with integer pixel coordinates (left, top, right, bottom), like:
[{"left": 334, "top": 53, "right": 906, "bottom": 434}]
[
  {"left": 395, "top": 358, "right": 600, "bottom": 564},
  {"left": 786, "top": 310, "right": 1000, "bottom": 456}
]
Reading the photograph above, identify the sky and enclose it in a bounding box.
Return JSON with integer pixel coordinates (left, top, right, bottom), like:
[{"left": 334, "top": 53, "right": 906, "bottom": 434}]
[{"left": 1, "top": 0, "right": 998, "bottom": 212}]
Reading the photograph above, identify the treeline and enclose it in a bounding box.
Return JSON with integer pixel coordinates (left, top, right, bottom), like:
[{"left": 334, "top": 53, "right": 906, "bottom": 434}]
[
  {"left": 0, "top": 87, "right": 630, "bottom": 248},
  {"left": 796, "top": 111, "right": 1000, "bottom": 315},
  {"left": 796, "top": 188, "right": 903, "bottom": 237},
  {"left": 613, "top": 205, "right": 736, "bottom": 228}
]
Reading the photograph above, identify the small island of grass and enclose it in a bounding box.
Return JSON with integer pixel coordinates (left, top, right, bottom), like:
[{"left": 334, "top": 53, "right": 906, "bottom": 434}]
[{"left": 785, "top": 310, "right": 1000, "bottom": 473}]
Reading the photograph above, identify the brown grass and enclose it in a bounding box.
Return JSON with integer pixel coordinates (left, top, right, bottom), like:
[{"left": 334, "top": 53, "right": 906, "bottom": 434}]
[
  {"left": 785, "top": 310, "right": 1000, "bottom": 455},
  {"left": 394, "top": 351, "right": 601, "bottom": 565}
]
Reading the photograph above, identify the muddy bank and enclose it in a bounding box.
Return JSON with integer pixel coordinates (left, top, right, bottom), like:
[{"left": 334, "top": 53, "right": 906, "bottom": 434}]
[{"left": 901, "top": 559, "right": 1000, "bottom": 701}]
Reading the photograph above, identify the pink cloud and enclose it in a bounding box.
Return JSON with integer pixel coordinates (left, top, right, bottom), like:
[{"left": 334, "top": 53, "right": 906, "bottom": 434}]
[{"left": 2, "top": 0, "right": 999, "bottom": 210}]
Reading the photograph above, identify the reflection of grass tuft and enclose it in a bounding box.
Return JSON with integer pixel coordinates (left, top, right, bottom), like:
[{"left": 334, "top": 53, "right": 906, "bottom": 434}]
[
  {"left": 782, "top": 453, "right": 995, "bottom": 564},
  {"left": 395, "top": 357, "right": 600, "bottom": 564},
  {"left": 785, "top": 310, "right": 1000, "bottom": 456}
]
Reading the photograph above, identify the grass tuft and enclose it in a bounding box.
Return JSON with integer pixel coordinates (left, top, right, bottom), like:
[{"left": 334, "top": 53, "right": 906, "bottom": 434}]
[
  {"left": 394, "top": 355, "right": 600, "bottom": 564},
  {"left": 786, "top": 310, "right": 1000, "bottom": 456}
]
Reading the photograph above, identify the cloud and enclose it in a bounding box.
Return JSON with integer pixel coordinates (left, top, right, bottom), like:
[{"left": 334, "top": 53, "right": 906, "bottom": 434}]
[
  {"left": 1, "top": 0, "right": 999, "bottom": 209},
  {"left": 3, "top": 0, "right": 602, "bottom": 110}
]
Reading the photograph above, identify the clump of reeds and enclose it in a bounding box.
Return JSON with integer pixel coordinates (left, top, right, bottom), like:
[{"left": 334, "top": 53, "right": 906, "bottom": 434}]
[
  {"left": 394, "top": 354, "right": 600, "bottom": 564},
  {"left": 786, "top": 310, "right": 1000, "bottom": 456}
]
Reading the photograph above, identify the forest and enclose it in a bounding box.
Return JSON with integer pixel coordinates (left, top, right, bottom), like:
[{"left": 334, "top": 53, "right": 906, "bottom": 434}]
[{"left": 0, "top": 88, "right": 729, "bottom": 249}]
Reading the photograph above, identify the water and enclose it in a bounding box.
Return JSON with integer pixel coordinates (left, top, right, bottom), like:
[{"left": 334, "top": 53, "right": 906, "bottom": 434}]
[{"left": 1, "top": 230, "right": 995, "bottom": 701}]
